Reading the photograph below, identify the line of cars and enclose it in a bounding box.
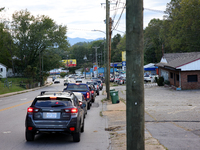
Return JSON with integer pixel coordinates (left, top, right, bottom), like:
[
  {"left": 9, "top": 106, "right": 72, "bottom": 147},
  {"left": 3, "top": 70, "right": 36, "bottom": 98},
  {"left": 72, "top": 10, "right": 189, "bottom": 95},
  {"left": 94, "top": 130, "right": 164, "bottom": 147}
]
[{"left": 25, "top": 77, "right": 102, "bottom": 142}]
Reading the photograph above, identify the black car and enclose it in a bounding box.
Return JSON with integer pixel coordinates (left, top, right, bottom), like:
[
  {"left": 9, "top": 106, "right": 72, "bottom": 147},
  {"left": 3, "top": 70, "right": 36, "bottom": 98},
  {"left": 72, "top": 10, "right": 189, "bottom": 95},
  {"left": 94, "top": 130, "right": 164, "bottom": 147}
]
[
  {"left": 88, "top": 84, "right": 96, "bottom": 103},
  {"left": 73, "top": 92, "right": 87, "bottom": 117},
  {"left": 86, "top": 81, "right": 100, "bottom": 96},
  {"left": 63, "top": 83, "right": 92, "bottom": 110},
  {"left": 25, "top": 91, "right": 85, "bottom": 142},
  {"left": 96, "top": 80, "right": 103, "bottom": 90}
]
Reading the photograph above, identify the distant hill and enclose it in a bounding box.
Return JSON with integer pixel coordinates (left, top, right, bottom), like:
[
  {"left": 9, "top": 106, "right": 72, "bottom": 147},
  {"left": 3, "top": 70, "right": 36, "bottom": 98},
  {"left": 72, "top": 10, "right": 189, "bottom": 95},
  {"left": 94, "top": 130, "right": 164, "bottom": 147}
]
[{"left": 67, "top": 37, "right": 103, "bottom": 46}]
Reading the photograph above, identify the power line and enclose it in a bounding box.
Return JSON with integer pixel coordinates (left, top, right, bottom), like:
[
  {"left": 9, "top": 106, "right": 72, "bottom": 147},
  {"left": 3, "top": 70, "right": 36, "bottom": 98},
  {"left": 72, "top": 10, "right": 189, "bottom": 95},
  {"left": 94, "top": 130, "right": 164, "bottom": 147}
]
[{"left": 112, "top": 4, "right": 126, "bottom": 32}]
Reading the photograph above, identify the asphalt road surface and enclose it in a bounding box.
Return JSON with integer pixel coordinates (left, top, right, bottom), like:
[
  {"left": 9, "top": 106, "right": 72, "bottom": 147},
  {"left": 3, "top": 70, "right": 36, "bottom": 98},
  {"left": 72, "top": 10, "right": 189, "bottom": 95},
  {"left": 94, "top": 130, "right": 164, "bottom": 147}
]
[{"left": 0, "top": 78, "right": 109, "bottom": 150}]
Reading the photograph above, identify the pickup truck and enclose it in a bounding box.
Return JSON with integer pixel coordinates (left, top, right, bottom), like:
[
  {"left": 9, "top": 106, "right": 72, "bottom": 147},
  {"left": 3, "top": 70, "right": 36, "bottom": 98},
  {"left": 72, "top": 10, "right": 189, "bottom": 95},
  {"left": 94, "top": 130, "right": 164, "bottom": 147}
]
[{"left": 63, "top": 83, "right": 92, "bottom": 110}]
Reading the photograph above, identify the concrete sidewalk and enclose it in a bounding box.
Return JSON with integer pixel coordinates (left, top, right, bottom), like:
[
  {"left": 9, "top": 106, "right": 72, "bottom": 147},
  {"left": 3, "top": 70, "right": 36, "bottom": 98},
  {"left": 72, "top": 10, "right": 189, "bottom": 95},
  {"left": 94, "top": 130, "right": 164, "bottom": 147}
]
[{"left": 102, "top": 87, "right": 166, "bottom": 150}]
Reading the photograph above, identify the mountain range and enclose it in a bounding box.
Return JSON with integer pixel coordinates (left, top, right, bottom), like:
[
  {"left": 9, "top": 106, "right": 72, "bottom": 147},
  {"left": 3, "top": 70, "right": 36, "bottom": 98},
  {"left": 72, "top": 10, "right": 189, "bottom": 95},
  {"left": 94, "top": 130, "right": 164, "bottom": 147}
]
[{"left": 67, "top": 37, "right": 103, "bottom": 46}]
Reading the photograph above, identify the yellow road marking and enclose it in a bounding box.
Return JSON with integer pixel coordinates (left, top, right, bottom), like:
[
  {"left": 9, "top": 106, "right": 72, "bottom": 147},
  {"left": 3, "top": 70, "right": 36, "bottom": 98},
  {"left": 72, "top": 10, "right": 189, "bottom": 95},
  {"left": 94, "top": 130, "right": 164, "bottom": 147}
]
[{"left": 0, "top": 100, "right": 33, "bottom": 112}]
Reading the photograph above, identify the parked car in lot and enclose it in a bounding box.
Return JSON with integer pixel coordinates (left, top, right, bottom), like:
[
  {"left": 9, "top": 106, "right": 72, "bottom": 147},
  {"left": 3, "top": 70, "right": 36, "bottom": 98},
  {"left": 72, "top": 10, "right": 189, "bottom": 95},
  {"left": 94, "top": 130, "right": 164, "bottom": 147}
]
[
  {"left": 110, "top": 76, "right": 114, "bottom": 82},
  {"left": 117, "top": 77, "right": 126, "bottom": 85},
  {"left": 91, "top": 77, "right": 98, "bottom": 82},
  {"left": 73, "top": 92, "right": 87, "bottom": 118},
  {"left": 63, "top": 83, "right": 92, "bottom": 110},
  {"left": 25, "top": 91, "right": 85, "bottom": 142},
  {"left": 144, "top": 74, "right": 158, "bottom": 83},
  {"left": 86, "top": 81, "right": 100, "bottom": 96}
]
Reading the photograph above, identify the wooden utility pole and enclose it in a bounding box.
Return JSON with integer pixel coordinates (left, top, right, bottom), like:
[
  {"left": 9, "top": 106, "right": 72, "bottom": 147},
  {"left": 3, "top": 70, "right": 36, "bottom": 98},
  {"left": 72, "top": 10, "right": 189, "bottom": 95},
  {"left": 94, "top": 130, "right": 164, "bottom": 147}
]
[
  {"left": 126, "top": 0, "right": 144, "bottom": 149},
  {"left": 106, "top": 0, "right": 110, "bottom": 100}
]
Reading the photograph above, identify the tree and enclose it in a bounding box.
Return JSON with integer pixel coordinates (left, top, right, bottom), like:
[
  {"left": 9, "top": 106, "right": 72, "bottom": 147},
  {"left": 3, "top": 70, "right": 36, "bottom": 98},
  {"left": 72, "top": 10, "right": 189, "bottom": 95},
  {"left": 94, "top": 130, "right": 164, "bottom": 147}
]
[
  {"left": 163, "top": 0, "right": 200, "bottom": 52},
  {"left": 11, "top": 9, "right": 69, "bottom": 78},
  {"left": 111, "top": 34, "right": 122, "bottom": 62},
  {"left": 144, "top": 19, "right": 163, "bottom": 64}
]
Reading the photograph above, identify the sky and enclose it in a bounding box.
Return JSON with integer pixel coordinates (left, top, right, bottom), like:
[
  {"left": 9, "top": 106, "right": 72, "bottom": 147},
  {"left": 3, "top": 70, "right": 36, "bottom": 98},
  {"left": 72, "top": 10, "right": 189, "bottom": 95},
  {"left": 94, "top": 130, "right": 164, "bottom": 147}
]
[{"left": 1, "top": 0, "right": 171, "bottom": 40}]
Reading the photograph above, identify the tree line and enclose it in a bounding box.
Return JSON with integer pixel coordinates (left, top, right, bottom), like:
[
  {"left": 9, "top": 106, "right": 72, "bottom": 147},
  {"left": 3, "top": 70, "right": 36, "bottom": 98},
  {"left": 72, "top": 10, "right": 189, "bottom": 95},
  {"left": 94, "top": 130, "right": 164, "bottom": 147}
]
[{"left": 0, "top": 0, "right": 199, "bottom": 82}]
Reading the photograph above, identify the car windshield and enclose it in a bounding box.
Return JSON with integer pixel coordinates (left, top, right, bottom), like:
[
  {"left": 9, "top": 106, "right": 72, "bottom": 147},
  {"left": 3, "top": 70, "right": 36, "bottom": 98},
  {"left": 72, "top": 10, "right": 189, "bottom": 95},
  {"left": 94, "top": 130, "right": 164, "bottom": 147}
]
[
  {"left": 34, "top": 98, "right": 72, "bottom": 107},
  {"left": 67, "top": 84, "right": 88, "bottom": 91}
]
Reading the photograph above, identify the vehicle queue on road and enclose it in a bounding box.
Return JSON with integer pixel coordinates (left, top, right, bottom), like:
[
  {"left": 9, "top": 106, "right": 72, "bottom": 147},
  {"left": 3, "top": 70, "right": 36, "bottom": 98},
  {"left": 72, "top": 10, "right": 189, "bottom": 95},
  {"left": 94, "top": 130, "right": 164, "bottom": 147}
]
[{"left": 25, "top": 75, "right": 103, "bottom": 142}]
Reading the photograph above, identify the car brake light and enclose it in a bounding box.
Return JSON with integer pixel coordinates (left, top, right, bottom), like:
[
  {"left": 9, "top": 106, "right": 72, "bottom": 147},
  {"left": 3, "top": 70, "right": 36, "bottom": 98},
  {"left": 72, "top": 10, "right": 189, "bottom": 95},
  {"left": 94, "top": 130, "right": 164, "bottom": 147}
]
[
  {"left": 70, "top": 127, "right": 75, "bottom": 131},
  {"left": 50, "top": 97, "right": 57, "bottom": 100},
  {"left": 87, "top": 92, "right": 90, "bottom": 99},
  {"left": 71, "top": 108, "right": 78, "bottom": 113},
  {"left": 91, "top": 91, "right": 94, "bottom": 94},
  {"left": 97, "top": 85, "right": 99, "bottom": 89},
  {"left": 65, "top": 108, "right": 78, "bottom": 113},
  {"left": 28, "top": 127, "right": 33, "bottom": 131},
  {"left": 79, "top": 102, "right": 82, "bottom": 105},
  {"left": 27, "top": 107, "right": 39, "bottom": 113}
]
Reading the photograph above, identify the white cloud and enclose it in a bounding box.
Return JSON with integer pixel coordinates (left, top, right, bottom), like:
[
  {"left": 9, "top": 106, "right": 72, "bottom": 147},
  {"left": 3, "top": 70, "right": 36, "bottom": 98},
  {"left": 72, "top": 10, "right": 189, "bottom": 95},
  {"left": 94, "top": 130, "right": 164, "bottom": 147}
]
[{"left": 1, "top": 0, "right": 171, "bottom": 39}]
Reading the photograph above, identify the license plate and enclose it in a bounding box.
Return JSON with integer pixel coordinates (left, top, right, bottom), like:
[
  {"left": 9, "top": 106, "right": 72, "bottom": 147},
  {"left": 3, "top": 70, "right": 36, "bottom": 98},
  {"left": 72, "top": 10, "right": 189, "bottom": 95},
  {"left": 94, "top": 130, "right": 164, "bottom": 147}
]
[{"left": 43, "top": 112, "right": 60, "bottom": 119}]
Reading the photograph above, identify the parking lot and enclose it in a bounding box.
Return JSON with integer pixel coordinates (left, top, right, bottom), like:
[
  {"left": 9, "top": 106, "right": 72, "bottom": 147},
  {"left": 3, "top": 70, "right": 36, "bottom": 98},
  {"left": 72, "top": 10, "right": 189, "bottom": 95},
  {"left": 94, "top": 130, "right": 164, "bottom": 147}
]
[{"left": 108, "top": 84, "right": 200, "bottom": 149}]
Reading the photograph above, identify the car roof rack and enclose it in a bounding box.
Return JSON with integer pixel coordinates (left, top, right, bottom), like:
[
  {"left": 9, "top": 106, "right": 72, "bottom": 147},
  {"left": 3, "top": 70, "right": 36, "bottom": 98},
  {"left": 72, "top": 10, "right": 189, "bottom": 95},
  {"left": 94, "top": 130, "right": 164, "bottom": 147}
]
[{"left": 40, "top": 91, "right": 73, "bottom": 96}]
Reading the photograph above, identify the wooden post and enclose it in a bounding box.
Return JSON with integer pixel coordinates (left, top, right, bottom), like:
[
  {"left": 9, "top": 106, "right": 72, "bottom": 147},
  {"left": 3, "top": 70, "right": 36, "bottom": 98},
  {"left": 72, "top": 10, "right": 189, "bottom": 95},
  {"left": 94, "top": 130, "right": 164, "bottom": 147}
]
[{"left": 126, "top": 0, "right": 144, "bottom": 149}]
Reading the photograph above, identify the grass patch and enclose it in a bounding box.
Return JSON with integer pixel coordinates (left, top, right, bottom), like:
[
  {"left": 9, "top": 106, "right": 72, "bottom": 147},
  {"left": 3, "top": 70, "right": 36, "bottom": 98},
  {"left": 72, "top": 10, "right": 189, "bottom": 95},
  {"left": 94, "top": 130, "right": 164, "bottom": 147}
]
[
  {"left": 0, "top": 77, "right": 32, "bottom": 95},
  {"left": 100, "top": 111, "right": 103, "bottom": 117}
]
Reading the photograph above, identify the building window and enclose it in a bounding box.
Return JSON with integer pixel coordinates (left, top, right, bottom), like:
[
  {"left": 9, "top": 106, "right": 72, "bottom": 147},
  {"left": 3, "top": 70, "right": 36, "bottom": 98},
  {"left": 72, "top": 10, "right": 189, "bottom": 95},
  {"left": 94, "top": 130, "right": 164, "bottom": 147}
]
[
  {"left": 170, "top": 72, "right": 173, "bottom": 79},
  {"left": 0, "top": 68, "right": 3, "bottom": 72},
  {"left": 187, "top": 75, "right": 198, "bottom": 82},
  {"left": 176, "top": 74, "right": 179, "bottom": 81}
]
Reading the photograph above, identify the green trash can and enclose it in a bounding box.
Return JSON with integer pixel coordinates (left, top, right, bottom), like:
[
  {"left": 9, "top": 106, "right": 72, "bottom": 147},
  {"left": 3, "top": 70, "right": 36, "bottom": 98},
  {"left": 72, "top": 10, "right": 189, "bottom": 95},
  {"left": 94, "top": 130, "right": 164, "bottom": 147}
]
[
  {"left": 110, "top": 91, "right": 119, "bottom": 104},
  {"left": 110, "top": 89, "right": 115, "bottom": 92}
]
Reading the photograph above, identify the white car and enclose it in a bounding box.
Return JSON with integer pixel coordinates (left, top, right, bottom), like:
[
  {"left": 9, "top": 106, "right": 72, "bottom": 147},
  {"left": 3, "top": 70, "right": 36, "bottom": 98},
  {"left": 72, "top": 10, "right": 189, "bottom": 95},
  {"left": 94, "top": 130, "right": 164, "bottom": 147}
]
[
  {"left": 144, "top": 74, "right": 158, "bottom": 83},
  {"left": 54, "top": 78, "right": 60, "bottom": 83},
  {"left": 75, "top": 77, "right": 82, "bottom": 83}
]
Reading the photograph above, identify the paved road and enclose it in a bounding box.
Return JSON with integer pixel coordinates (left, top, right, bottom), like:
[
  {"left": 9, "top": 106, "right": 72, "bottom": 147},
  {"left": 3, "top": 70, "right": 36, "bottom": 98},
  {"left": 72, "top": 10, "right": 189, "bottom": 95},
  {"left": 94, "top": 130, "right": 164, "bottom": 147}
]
[
  {"left": 0, "top": 78, "right": 109, "bottom": 150},
  {"left": 114, "top": 85, "right": 200, "bottom": 150}
]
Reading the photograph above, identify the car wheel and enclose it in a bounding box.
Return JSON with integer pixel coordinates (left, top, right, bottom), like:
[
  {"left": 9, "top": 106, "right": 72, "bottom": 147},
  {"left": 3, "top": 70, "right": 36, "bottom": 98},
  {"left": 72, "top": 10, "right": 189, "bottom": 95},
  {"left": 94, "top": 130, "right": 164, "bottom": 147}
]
[
  {"left": 73, "top": 126, "right": 81, "bottom": 142},
  {"left": 87, "top": 103, "right": 90, "bottom": 110},
  {"left": 81, "top": 120, "right": 84, "bottom": 133},
  {"left": 25, "top": 130, "right": 35, "bottom": 141},
  {"left": 73, "top": 132, "right": 80, "bottom": 142},
  {"left": 97, "top": 92, "right": 99, "bottom": 96}
]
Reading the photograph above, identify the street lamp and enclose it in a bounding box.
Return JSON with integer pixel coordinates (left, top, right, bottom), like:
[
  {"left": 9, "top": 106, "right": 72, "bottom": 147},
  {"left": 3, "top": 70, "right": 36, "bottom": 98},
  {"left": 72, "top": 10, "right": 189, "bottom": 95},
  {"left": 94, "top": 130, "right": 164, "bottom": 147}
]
[{"left": 91, "top": 29, "right": 108, "bottom": 96}]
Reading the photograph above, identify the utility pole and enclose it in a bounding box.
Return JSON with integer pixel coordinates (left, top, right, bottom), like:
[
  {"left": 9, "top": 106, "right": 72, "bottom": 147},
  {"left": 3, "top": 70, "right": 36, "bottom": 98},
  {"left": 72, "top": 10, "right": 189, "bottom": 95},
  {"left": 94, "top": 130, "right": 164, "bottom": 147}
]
[
  {"left": 93, "top": 46, "right": 100, "bottom": 78},
  {"left": 126, "top": 0, "right": 144, "bottom": 150},
  {"left": 106, "top": 0, "right": 110, "bottom": 100}
]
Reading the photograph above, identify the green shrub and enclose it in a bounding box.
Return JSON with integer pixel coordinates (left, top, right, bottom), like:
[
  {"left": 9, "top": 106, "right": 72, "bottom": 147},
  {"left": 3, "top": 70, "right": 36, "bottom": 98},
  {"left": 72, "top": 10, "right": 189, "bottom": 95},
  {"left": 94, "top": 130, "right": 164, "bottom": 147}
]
[
  {"left": 157, "top": 76, "right": 164, "bottom": 86},
  {"left": 60, "top": 72, "right": 67, "bottom": 78},
  {"left": 163, "top": 80, "right": 170, "bottom": 85}
]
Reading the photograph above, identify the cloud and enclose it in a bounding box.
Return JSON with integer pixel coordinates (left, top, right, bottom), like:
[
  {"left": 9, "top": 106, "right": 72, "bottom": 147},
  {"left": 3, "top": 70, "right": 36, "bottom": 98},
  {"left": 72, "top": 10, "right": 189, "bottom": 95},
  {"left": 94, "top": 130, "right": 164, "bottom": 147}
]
[{"left": 1, "top": 0, "right": 171, "bottom": 39}]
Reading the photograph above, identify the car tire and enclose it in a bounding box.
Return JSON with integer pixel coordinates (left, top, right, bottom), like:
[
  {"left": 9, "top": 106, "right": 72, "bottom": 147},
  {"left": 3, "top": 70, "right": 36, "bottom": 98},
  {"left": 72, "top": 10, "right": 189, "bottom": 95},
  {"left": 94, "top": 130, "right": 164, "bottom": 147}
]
[
  {"left": 73, "top": 127, "right": 80, "bottom": 142},
  {"left": 87, "top": 103, "right": 90, "bottom": 110},
  {"left": 81, "top": 120, "right": 84, "bottom": 133},
  {"left": 25, "top": 130, "right": 35, "bottom": 141},
  {"left": 97, "top": 92, "right": 99, "bottom": 96},
  {"left": 92, "top": 98, "right": 95, "bottom": 103}
]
